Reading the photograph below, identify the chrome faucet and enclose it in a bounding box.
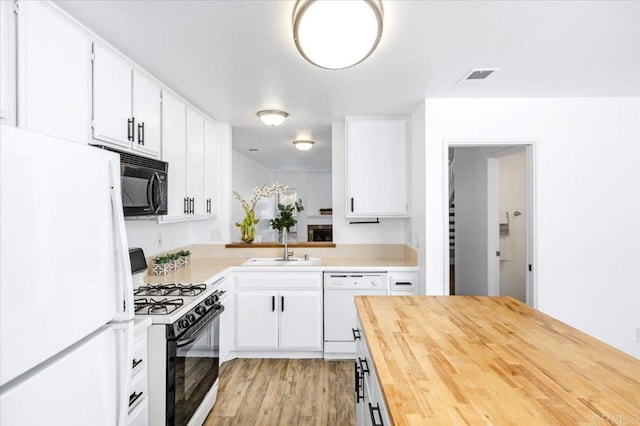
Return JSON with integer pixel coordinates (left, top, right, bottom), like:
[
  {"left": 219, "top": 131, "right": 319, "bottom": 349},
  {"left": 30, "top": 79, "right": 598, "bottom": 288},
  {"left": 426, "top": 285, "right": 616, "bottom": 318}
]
[{"left": 282, "top": 228, "right": 293, "bottom": 261}]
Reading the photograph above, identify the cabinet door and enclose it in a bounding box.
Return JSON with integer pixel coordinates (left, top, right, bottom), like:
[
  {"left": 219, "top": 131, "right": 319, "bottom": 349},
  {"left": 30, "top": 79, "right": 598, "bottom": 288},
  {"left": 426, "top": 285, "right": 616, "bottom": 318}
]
[
  {"left": 132, "top": 70, "right": 161, "bottom": 157},
  {"left": 219, "top": 291, "right": 235, "bottom": 363},
  {"left": 160, "top": 90, "right": 187, "bottom": 221},
  {"left": 236, "top": 291, "right": 278, "bottom": 349},
  {"left": 278, "top": 290, "right": 323, "bottom": 350},
  {"left": 17, "top": 1, "right": 91, "bottom": 143},
  {"left": 0, "top": 0, "right": 15, "bottom": 124},
  {"left": 203, "top": 118, "right": 218, "bottom": 216},
  {"left": 186, "top": 106, "right": 205, "bottom": 216},
  {"left": 92, "top": 43, "right": 132, "bottom": 148},
  {"left": 346, "top": 118, "right": 408, "bottom": 217}
]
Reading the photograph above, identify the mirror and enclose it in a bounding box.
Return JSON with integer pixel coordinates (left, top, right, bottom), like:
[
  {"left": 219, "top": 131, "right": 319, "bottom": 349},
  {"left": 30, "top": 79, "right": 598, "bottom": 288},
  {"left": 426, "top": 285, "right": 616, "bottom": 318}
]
[{"left": 231, "top": 124, "right": 332, "bottom": 243}]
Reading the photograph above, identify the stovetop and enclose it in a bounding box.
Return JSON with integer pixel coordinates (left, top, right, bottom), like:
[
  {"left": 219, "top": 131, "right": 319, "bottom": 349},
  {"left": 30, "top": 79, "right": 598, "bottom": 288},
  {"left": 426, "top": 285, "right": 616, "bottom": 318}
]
[{"left": 133, "top": 282, "right": 218, "bottom": 325}]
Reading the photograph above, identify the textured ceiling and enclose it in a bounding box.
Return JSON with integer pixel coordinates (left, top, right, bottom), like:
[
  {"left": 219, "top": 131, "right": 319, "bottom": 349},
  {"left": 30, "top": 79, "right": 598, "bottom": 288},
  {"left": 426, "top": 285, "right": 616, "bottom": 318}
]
[{"left": 55, "top": 0, "right": 640, "bottom": 171}]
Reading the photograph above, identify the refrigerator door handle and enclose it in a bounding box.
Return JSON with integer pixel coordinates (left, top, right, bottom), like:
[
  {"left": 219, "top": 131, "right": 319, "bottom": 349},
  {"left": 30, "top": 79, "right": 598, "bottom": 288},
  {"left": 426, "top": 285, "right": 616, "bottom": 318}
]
[{"left": 109, "top": 161, "right": 134, "bottom": 320}]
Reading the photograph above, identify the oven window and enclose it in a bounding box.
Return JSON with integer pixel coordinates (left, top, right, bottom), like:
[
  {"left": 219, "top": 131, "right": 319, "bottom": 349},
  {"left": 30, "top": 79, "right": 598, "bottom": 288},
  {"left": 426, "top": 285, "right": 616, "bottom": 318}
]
[{"left": 173, "top": 316, "right": 220, "bottom": 426}]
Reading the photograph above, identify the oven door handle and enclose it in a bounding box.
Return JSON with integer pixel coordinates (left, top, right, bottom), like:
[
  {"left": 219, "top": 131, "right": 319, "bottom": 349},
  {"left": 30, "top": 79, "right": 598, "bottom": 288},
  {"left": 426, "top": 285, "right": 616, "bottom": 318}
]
[
  {"left": 174, "top": 305, "right": 225, "bottom": 347},
  {"left": 176, "top": 335, "right": 198, "bottom": 348}
]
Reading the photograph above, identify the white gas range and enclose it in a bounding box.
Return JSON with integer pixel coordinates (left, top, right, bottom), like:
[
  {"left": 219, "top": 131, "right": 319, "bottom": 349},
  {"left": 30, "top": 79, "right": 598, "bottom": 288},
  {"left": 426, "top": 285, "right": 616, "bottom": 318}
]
[{"left": 130, "top": 251, "right": 227, "bottom": 426}]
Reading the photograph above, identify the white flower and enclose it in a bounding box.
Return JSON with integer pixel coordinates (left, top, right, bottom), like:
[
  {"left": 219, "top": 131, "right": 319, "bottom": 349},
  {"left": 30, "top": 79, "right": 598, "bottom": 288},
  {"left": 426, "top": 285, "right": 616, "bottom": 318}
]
[{"left": 233, "top": 183, "right": 289, "bottom": 211}]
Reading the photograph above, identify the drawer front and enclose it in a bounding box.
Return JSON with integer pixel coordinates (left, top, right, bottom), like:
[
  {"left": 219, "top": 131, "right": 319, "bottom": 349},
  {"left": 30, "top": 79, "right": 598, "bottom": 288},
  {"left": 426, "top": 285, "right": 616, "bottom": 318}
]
[
  {"left": 236, "top": 272, "right": 322, "bottom": 290},
  {"left": 131, "top": 337, "right": 147, "bottom": 377},
  {"left": 127, "top": 398, "right": 148, "bottom": 426},
  {"left": 128, "top": 366, "right": 148, "bottom": 414}
]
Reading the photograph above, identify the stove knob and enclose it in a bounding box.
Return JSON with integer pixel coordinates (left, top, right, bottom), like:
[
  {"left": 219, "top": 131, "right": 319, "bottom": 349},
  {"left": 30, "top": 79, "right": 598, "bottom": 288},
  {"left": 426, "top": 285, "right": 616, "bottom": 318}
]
[
  {"left": 195, "top": 306, "right": 207, "bottom": 315},
  {"left": 186, "top": 314, "right": 196, "bottom": 323},
  {"left": 205, "top": 296, "right": 215, "bottom": 306},
  {"left": 178, "top": 319, "right": 189, "bottom": 329}
]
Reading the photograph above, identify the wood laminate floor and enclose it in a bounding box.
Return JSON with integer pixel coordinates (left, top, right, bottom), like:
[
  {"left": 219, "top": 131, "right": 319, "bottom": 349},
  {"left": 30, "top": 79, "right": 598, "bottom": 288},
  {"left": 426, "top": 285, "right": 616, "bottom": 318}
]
[{"left": 204, "top": 359, "right": 355, "bottom": 426}]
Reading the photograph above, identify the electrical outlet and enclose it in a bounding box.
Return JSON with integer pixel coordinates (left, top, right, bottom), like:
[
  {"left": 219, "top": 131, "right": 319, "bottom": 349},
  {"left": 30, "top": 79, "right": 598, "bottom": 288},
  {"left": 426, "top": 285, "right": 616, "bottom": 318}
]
[
  {"left": 636, "top": 328, "right": 640, "bottom": 343},
  {"left": 210, "top": 230, "right": 221, "bottom": 242},
  {"left": 157, "top": 234, "right": 163, "bottom": 248}
]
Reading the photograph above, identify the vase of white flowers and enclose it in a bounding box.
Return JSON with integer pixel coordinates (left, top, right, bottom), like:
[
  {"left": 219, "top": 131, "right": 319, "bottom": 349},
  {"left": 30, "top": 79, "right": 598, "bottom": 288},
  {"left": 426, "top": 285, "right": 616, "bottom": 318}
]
[{"left": 233, "top": 183, "right": 288, "bottom": 243}]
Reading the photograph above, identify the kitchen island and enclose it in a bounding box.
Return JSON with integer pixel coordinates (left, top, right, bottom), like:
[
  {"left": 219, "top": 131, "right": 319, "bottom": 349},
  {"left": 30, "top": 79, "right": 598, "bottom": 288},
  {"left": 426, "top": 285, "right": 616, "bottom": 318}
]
[{"left": 355, "top": 296, "right": 640, "bottom": 425}]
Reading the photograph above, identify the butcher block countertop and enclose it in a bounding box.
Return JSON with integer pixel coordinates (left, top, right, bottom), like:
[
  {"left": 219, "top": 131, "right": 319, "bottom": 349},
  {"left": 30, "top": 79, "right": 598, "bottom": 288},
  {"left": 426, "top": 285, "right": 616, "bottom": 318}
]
[{"left": 355, "top": 296, "right": 640, "bottom": 425}]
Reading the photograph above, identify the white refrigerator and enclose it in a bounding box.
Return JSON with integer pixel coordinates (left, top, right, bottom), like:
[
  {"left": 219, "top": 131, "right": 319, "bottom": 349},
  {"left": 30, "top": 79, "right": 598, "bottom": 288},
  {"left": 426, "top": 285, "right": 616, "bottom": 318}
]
[{"left": 0, "top": 126, "right": 134, "bottom": 425}]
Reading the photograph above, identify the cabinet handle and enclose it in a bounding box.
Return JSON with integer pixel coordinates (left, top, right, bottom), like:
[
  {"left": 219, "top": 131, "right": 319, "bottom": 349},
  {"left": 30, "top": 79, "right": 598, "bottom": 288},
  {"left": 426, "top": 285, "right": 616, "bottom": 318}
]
[
  {"left": 206, "top": 198, "right": 211, "bottom": 214},
  {"left": 190, "top": 197, "right": 195, "bottom": 214},
  {"left": 132, "top": 358, "right": 143, "bottom": 369},
  {"left": 358, "top": 357, "right": 370, "bottom": 375},
  {"left": 137, "top": 122, "right": 145, "bottom": 145},
  {"left": 354, "top": 361, "right": 364, "bottom": 402},
  {"left": 368, "top": 402, "right": 383, "bottom": 426},
  {"left": 183, "top": 197, "right": 188, "bottom": 214},
  {"left": 352, "top": 328, "right": 361, "bottom": 341},
  {"left": 129, "top": 391, "right": 143, "bottom": 407},
  {"left": 350, "top": 197, "right": 354, "bottom": 212},
  {"left": 281, "top": 296, "right": 284, "bottom": 312},
  {"left": 272, "top": 295, "right": 275, "bottom": 312},
  {"left": 127, "top": 117, "right": 135, "bottom": 141}
]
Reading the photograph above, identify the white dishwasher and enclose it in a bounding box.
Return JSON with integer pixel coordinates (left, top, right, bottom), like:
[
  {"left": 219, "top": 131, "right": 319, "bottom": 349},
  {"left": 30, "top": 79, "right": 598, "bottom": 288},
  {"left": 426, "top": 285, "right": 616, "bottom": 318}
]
[{"left": 323, "top": 272, "right": 387, "bottom": 359}]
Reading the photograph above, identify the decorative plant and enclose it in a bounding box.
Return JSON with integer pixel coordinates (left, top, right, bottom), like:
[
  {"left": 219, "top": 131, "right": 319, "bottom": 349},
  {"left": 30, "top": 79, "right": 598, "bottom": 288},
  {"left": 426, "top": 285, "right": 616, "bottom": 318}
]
[
  {"left": 176, "top": 249, "right": 191, "bottom": 257},
  {"left": 233, "top": 183, "right": 288, "bottom": 243},
  {"left": 153, "top": 255, "right": 172, "bottom": 265},
  {"left": 270, "top": 199, "right": 304, "bottom": 232}
]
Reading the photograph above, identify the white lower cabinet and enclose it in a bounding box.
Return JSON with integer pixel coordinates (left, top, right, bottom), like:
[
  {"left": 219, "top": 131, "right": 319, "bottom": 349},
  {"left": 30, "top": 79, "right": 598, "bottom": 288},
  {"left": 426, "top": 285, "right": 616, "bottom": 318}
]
[
  {"left": 355, "top": 317, "right": 390, "bottom": 426},
  {"left": 235, "top": 272, "right": 323, "bottom": 354},
  {"left": 129, "top": 318, "right": 151, "bottom": 426}
]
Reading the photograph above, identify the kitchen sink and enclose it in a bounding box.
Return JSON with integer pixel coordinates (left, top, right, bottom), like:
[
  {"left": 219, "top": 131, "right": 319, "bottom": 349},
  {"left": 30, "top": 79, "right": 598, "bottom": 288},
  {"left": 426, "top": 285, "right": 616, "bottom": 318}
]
[{"left": 242, "top": 257, "right": 321, "bottom": 266}]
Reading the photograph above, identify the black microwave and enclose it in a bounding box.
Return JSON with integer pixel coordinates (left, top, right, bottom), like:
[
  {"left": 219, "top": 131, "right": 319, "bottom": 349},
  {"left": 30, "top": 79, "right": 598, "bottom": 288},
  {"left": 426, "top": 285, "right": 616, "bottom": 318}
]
[{"left": 93, "top": 146, "right": 168, "bottom": 216}]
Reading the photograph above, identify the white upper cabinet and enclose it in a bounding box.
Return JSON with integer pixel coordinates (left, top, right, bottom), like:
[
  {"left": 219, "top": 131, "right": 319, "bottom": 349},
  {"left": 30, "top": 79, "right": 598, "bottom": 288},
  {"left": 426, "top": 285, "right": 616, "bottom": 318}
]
[
  {"left": 132, "top": 70, "right": 162, "bottom": 156},
  {"left": 92, "top": 43, "right": 161, "bottom": 157},
  {"left": 186, "top": 106, "right": 205, "bottom": 217},
  {"left": 160, "top": 90, "right": 187, "bottom": 221},
  {"left": 0, "top": 0, "right": 15, "bottom": 125},
  {"left": 92, "top": 44, "right": 130, "bottom": 147},
  {"left": 17, "top": 0, "right": 91, "bottom": 143},
  {"left": 345, "top": 117, "right": 409, "bottom": 217}
]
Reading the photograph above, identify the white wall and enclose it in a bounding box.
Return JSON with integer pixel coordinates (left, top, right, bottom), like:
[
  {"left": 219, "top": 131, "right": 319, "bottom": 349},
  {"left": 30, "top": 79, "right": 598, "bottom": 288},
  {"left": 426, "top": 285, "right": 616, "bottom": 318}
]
[
  {"left": 273, "top": 171, "right": 308, "bottom": 242},
  {"left": 498, "top": 150, "right": 526, "bottom": 301},
  {"left": 231, "top": 149, "right": 276, "bottom": 242},
  {"left": 409, "top": 102, "right": 427, "bottom": 294},
  {"left": 331, "top": 120, "right": 407, "bottom": 244},
  {"left": 306, "top": 172, "right": 332, "bottom": 220},
  {"left": 424, "top": 97, "right": 640, "bottom": 358}
]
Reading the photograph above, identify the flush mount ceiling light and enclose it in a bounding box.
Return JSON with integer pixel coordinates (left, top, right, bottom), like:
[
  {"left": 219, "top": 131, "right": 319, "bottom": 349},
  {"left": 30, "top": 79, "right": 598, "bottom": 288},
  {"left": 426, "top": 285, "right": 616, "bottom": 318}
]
[
  {"left": 293, "top": 140, "right": 315, "bottom": 151},
  {"left": 293, "top": 0, "right": 383, "bottom": 70},
  {"left": 257, "top": 110, "right": 289, "bottom": 126}
]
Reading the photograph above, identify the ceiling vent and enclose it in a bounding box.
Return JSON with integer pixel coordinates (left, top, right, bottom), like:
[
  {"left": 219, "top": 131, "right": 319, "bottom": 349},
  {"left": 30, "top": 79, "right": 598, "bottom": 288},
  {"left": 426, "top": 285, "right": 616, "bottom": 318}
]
[{"left": 454, "top": 68, "right": 500, "bottom": 88}]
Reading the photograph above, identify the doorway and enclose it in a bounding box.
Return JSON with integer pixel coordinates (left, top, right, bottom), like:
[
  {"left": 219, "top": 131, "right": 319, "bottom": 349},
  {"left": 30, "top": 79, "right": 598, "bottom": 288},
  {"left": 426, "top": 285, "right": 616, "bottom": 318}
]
[{"left": 447, "top": 142, "right": 535, "bottom": 306}]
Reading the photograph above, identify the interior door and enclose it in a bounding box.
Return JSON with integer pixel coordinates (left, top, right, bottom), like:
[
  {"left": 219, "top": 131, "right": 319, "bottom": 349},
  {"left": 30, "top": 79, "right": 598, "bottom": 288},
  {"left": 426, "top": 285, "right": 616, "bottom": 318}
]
[{"left": 0, "top": 127, "right": 127, "bottom": 385}]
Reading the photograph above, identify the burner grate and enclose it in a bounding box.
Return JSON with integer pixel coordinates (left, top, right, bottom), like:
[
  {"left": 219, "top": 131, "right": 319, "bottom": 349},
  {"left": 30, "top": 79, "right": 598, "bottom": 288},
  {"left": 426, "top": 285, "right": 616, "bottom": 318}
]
[
  {"left": 134, "top": 297, "right": 184, "bottom": 315},
  {"left": 133, "top": 283, "right": 206, "bottom": 297}
]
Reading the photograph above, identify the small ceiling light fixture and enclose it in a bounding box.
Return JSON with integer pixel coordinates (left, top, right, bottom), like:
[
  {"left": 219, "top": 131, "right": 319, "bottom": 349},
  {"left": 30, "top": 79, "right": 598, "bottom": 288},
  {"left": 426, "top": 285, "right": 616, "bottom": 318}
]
[
  {"left": 257, "top": 110, "right": 289, "bottom": 126},
  {"left": 293, "top": 140, "right": 315, "bottom": 151},
  {"left": 293, "top": 0, "right": 384, "bottom": 70}
]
